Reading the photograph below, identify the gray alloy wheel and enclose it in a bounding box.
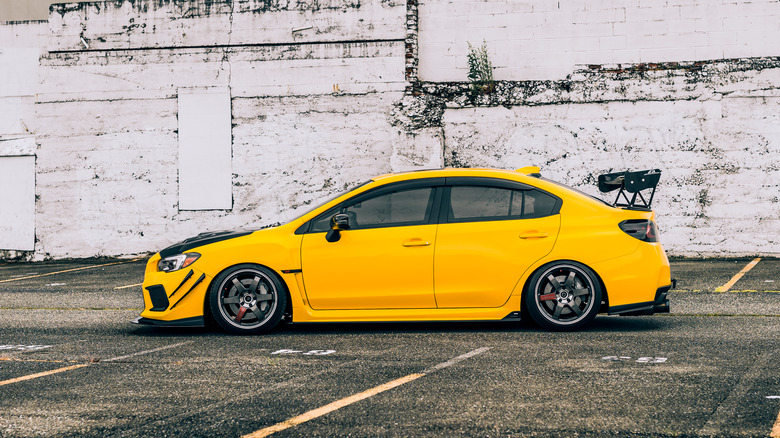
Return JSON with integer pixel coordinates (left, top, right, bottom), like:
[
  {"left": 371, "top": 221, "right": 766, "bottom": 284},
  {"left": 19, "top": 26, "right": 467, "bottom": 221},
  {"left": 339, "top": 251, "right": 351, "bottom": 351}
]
[
  {"left": 524, "top": 261, "right": 602, "bottom": 331},
  {"left": 209, "top": 264, "right": 287, "bottom": 335}
]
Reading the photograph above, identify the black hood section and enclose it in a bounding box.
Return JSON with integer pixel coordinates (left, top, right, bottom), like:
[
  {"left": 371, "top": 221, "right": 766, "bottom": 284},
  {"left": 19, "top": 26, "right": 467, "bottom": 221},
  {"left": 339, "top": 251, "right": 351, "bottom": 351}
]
[{"left": 159, "top": 230, "right": 254, "bottom": 258}]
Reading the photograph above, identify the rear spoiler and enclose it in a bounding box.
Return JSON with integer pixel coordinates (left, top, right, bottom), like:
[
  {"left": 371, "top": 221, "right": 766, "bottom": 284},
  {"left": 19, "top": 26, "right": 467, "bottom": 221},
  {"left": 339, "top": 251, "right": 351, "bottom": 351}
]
[{"left": 598, "top": 169, "right": 661, "bottom": 210}]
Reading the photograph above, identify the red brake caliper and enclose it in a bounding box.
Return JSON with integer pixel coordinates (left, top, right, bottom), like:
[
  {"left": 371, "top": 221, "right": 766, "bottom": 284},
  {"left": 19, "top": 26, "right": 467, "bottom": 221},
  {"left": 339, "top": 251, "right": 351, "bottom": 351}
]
[{"left": 235, "top": 306, "right": 248, "bottom": 323}]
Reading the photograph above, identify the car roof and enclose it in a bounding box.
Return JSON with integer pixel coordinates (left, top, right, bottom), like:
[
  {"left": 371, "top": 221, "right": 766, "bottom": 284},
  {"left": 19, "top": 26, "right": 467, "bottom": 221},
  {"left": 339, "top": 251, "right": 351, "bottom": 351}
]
[
  {"left": 372, "top": 167, "right": 526, "bottom": 182},
  {"left": 371, "top": 168, "right": 611, "bottom": 207}
]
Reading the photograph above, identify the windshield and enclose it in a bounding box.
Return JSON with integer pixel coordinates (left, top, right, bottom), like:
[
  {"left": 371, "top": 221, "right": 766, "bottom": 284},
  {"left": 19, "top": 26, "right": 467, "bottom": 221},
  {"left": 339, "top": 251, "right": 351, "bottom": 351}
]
[{"left": 292, "top": 180, "right": 373, "bottom": 220}]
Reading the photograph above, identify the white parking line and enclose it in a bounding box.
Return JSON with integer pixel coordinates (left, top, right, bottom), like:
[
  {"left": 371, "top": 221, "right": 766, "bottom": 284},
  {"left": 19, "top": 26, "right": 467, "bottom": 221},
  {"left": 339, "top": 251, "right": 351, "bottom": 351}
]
[
  {"left": 103, "top": 341, "right": 193, "bottom": 362},
  {"left": 715, "top": 258, "right": 761, "bottom": 292},
  {"left": 243, "top": 347, "right": 492, "bottom": 438}
]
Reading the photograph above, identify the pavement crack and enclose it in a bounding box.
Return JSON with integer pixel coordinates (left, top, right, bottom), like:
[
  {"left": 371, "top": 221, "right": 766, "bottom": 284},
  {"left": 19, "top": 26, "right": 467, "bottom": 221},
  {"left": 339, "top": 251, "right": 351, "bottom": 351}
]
[{"left": 696, "top": 350, "right": 774, "bottom": 436}]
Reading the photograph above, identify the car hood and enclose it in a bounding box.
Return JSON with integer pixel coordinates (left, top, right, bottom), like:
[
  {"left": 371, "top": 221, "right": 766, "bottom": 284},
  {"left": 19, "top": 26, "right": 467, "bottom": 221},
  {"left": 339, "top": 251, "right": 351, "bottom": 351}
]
[{"left": 158, "top": 229, "right": 256, "bottom": 258}]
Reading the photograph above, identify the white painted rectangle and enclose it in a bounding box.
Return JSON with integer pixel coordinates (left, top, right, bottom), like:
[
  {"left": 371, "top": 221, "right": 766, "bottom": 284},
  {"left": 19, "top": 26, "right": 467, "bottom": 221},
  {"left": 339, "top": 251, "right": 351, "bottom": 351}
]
[
  {"left": 177, "top": 88, "right": 232, "bottom": 211},
  {"left": 0, "top": 155, "right": 35, "bottom": 251},
  {"left": 0, "top": 47, "right": 41, "bottom": 96}
]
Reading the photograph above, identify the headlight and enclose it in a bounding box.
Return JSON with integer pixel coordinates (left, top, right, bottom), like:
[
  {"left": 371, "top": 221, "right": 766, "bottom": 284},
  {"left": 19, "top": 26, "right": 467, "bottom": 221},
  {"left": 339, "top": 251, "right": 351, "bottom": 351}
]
[{"left": 157, "top": 253, "right": 201, "bottom": 272}]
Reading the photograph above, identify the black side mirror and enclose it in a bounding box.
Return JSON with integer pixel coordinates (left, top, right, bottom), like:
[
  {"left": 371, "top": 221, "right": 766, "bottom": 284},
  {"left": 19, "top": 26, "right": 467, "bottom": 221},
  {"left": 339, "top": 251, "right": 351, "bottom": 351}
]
[{"left": 326, "top": 213, "right": 351, "bottom": 242}]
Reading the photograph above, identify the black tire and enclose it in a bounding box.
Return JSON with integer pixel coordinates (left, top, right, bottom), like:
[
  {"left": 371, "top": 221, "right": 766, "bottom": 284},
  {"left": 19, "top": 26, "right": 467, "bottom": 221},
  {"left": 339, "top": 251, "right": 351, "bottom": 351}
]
[
  {"left": 208, "top": 264, "right": 287, "bottom": 335},
  {"left": 524, "top": 261, "right": 602, "bottom": 331}
]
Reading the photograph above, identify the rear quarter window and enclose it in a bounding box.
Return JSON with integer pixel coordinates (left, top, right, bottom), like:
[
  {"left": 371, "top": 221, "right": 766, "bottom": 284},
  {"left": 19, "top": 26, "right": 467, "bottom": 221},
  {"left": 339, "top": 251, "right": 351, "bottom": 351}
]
[
  {"left": 447, "top": 185, "right": 559, "bottom": 222},
  {"left": 523, "top": 190, "right": 558, "bottom": 219}
]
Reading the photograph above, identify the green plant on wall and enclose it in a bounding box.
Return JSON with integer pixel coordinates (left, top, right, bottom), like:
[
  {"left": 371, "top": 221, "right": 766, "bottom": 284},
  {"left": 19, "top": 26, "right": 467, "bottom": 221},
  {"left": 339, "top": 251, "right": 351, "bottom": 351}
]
[{"left": 467, "top": 40, "right": 495, "bottom": 95}]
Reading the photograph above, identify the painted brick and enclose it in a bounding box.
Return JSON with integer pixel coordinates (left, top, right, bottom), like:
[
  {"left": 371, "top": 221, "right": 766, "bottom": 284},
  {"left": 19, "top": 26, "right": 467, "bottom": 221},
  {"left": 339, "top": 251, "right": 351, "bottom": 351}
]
[
  {"left": 48, "top": 0, "right": 406, "bottom": 52},
  {"left": 625, "top": 5, "right": 680, "bottom": 22},
  {"left": 666, "top": 18, "right": 698, "bottom": 34},
  {"left": 441, "top": 99, "right": 780, "bottom": 255},
  {"left": 420, "top": 0, "right": 780, "bottom": 82},
  {"left": 600, "top": 35, "right": 627, "bottom": 50},
  {"left": 3, "top": 1, "right": 780, "bottom": 259}
]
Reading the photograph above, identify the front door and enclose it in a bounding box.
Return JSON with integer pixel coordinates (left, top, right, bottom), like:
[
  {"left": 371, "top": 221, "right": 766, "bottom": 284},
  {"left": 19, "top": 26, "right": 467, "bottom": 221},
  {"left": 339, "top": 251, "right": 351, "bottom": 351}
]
[{"left": 301, "top": 186, "right": 440, "bottom": 310}]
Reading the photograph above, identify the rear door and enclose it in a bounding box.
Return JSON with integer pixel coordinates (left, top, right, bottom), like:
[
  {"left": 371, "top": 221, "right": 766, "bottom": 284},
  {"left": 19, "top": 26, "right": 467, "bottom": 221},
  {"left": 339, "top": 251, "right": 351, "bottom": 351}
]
[{"left": 433, "top": 178, "right": 561, "bottom": 308}]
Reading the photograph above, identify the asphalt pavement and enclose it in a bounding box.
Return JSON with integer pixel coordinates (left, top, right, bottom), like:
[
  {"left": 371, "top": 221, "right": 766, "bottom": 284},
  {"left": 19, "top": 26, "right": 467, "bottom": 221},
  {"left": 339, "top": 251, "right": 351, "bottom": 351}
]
[{"left": 0, "top": 257, "right": 778, "bottom": 437}]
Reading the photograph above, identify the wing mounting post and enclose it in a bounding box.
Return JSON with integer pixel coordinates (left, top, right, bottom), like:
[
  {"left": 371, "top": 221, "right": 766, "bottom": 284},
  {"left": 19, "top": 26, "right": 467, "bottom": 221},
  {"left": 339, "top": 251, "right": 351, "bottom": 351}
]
[{"left": 597, "top": 169, "right": 661, "bottom": 210}]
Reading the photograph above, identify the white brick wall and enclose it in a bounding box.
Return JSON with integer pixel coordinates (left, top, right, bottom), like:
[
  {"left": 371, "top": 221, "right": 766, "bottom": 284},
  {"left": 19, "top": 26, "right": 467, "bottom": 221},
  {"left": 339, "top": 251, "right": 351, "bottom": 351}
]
[
  {"left": 442, "top": 99, "right": 780, "bottom": 256},
  {"left": 48, "top": 0, "right": 406, "bottom": 52},
  {"left": 0, "top": 21, "right": 46, "bottom": 135},
  {"left": 29, "top": 1, "right": 407, "bottom": 258},
  {"left": 419, "top": 0, "right": 780, "bottom": 81},
  {"left": 2, "top": 1, "right": 779, "bottom": 258},
  {"left": 0, "top": 22, "right": 47, "bottom": 253}
]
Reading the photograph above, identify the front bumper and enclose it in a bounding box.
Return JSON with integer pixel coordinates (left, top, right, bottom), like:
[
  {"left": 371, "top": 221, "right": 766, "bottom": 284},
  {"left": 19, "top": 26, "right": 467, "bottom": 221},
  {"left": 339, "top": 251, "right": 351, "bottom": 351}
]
[
  {"left": 137, "top": 255, "right": 212, "bottom": 325},
  {"left": 608, "top": 285, "right": 671, "bottom": 316}
]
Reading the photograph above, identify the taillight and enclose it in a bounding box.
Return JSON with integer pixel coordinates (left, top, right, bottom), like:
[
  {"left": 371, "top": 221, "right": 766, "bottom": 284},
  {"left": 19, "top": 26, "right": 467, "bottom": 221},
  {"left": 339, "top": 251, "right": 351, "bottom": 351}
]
[{"left": 619, "top": 220, "right": 659, "bottom": 242}]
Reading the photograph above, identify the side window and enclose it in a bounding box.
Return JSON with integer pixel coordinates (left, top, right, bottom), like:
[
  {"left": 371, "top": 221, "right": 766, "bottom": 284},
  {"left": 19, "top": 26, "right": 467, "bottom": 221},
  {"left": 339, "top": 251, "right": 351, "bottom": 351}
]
[
  {"left": 310, "top": 206, "right": 340, "bottom": 233},
  {"left": 448, "top": 186, "right": 559, "bottom": 222},
  {"left": 345, "top": 188, "right": 433, "bottom": 229},
  {"left": 524, "top": 190, "right": 558, "bottom": 219},
  {"left": 309, "top": 187, "right": 434, "bottom": 232},
  {"left": 449, "top": 186, "right": 523, "bottom": 221}
]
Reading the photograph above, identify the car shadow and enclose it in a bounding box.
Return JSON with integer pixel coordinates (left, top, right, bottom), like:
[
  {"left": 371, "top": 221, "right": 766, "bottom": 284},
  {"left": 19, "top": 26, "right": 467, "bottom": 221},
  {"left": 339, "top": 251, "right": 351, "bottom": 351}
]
[{"left": 128, "top": 315, "right": 669, "bottom": 337}]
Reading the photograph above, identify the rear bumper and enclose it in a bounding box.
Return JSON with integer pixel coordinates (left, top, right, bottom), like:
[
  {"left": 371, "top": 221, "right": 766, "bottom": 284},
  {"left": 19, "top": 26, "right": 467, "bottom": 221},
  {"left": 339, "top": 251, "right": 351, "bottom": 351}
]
[{"left": 608, "top": 285, "right": 671, "bottom": 316}]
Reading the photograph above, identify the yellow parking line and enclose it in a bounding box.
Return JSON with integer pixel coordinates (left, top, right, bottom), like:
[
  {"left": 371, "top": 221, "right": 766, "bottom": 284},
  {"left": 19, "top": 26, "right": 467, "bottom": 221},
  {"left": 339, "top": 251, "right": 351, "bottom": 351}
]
[
  {"left": 772, "top": 408, "right": 780, "bottom": 438},
  {"left": 0, "top": 341, "right": 190, "bottom": 387},
  {"left": 0, "top": 363, "right": 90, "bottom": 387},
  {"left": 715, "top": 258, "right": 761, "bottom": 292},
  {"left": 243, "top": 347, "right": 491, "bottom": 438},
  {"left": 0, "top": 258, "right": 143, "bottom": 284},
  {"left": 114, "top": 283, "right": 143, "bottom": 290},
  {"left": 244, "top": 373, "right": 425, "bottom": 438},
  {"left": 0, "top": 357, "right": 79, "bottom": 364}
]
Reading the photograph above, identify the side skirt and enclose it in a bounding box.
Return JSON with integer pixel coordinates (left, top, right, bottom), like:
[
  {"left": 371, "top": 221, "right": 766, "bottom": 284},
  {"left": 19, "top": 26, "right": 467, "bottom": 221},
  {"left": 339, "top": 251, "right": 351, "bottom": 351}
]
[{"left": 291, "top": 296, "right": 523, "bottom": 323}]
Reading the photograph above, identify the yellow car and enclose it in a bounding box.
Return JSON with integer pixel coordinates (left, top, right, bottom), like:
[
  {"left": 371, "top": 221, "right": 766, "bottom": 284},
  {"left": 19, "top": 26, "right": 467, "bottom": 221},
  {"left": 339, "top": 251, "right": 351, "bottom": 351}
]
[{"left": 133, "top": 167, "right": 671, "bottom": 333}]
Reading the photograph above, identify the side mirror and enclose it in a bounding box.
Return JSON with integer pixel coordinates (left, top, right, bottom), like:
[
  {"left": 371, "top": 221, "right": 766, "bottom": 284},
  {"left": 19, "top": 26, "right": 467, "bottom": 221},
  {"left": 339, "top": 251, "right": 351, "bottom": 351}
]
[{"left": 326, "top": 213, "right": 351, "bottom": 242}]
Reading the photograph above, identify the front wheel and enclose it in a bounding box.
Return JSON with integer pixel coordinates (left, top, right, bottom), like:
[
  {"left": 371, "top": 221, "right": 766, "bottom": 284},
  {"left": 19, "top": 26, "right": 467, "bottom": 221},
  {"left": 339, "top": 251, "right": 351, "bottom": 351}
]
[
  {"left": 209, "top": 264, "right": 287, "bottom": 335},
  {"left": 524, "top": 261, "right": 602, "bottom": 331}
]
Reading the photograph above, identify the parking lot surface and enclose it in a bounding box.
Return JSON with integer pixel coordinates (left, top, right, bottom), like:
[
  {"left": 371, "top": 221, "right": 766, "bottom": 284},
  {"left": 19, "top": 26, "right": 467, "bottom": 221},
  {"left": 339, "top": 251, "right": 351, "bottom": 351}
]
[{"left": 1, "top": 257, "right": 779, "bottom": 437}]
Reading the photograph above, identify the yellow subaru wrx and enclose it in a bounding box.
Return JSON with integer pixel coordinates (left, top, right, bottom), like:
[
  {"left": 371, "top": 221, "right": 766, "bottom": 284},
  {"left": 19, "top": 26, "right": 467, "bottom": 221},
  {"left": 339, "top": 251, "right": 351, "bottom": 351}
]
[{"left": 133, "top": 167, "right": 671, "bottom": 333}]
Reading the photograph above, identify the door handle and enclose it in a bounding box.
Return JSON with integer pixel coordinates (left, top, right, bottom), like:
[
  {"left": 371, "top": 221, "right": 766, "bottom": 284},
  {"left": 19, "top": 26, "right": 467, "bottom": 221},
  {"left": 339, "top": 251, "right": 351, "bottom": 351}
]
[
  {"left": 402, "top": 238, "right": 431, "bottom": 247},
  {"left": 519, "top": 232, "right": 548, "bottom": 239}
]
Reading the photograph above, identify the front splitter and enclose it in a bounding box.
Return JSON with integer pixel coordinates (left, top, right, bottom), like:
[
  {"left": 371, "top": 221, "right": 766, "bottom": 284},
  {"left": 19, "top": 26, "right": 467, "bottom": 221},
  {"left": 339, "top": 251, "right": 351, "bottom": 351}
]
[{"left": 131, "top": 316, "right": 205, "bottom": 327}]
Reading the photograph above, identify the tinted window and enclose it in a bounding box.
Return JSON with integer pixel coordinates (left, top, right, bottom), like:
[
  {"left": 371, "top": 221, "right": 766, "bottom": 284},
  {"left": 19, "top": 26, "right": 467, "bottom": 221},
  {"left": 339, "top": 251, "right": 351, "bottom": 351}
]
[
  {"left": 347, "top": 188, "right": 433, "bottom": 228},
  {"left": 524, "top": 190, "right": 558, "bottom": 219},
  {"left": 448, "top": 186, "right": 558, "bottom": 222},
  {"left": 449, "top": 186, "right": 523, "bottom": 221},
  {"left": 310, "top": 187, "right": 434, "bottom": 231},
  {"left": 310, "top": 206, "right": 341, "bottom": 232}
]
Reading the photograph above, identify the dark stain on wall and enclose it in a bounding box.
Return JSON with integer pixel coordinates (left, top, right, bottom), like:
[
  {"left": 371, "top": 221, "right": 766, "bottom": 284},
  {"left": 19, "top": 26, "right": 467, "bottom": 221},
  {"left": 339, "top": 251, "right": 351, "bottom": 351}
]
[{"left": 392, "top": 57, "right": 780, "bottom": 132}]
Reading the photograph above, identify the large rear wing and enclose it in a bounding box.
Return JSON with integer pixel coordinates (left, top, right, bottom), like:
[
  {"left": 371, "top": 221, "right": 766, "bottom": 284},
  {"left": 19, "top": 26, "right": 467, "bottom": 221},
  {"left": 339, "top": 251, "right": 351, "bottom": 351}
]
[{"left": 598, "top": 169, "right": 661, "bottom": 210}]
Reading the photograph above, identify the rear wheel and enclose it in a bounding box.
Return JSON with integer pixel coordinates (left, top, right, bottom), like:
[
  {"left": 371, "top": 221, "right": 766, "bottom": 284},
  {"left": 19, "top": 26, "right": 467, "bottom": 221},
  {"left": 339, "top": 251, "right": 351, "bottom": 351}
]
[
  {"left": 524, "top": 261, "right": 601, "bottom": 331},
  {"left": 209, "top": 264, "right": 287, "bottom": 335}
]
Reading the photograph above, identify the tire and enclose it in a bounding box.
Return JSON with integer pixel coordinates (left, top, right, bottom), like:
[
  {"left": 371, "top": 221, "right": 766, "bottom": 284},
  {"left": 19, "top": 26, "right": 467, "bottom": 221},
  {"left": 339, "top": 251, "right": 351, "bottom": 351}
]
[
  {"left": 208, "top": 264, "right": 287, "bottom": 335},
  {"left": 524, "top": 261, "right": 602, "bottom": 331}
]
